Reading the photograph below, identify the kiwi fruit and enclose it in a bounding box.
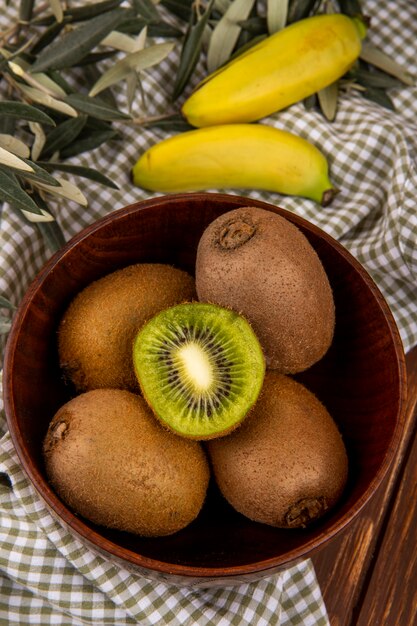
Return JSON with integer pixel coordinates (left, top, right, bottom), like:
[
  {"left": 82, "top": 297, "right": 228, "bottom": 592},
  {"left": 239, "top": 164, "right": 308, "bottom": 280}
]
[
  {"left": 43, "top": 389, "right": 210, "bottom": 537},
  {"left": 196, "top": 206, "right": 335, "bottom": 373},
  {"left": 133, "top": 302, "right": 265, "bottom": 440},
  {"left": 58, "top": 263, "right": 196, "bottom": 392},
  {"left": 207, "top": 372, "right": 348, "bottom": 528}
]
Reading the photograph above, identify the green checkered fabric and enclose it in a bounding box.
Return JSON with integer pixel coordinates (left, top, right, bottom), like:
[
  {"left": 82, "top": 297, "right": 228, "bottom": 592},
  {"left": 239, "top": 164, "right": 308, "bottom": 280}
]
[{"left": 1, "top": 0, "right": 417, "bottom": 623}]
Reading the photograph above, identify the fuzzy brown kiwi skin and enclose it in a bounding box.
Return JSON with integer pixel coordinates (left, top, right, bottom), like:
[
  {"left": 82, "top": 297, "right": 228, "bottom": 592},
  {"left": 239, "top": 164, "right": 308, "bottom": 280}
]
[
  {"left": 43, "top": 389, "right": 210, "bottom": 537},
  {"left": 58, "top": 263, "right": 196, "bottom": 393},
  {"left": 196, "top": 207, "right": 335, "bottom": 374},
  {"left": 206, "top": 372, "right": 348, "bottom": 529}
]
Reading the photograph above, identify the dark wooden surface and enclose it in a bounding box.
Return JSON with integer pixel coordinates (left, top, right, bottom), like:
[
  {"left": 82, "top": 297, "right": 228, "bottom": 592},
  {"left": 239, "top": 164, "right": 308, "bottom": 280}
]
[{"left": 313, "top": 345, "right": 417, "bottom": 626}]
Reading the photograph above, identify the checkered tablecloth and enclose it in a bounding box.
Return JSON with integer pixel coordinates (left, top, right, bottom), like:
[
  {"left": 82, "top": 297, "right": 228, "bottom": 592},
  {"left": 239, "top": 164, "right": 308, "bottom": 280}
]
[{"left": 1, "top": 0, "right": 417, "bottom": 624}]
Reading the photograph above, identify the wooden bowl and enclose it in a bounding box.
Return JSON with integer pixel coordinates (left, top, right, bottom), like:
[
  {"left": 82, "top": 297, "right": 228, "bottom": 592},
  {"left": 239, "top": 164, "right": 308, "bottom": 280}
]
[{"left": 3, "top": 193, "right": 407, "bottom": 587}]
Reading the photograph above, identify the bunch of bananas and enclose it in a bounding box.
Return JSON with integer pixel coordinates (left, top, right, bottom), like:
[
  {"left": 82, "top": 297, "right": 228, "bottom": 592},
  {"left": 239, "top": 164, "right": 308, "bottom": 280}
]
[{"left": 133, "top": 13, "right": 365, "bottom": 204}]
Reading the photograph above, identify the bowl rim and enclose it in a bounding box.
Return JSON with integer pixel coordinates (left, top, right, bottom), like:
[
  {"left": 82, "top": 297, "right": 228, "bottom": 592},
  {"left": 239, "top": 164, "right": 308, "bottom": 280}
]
[{"left": 3, "top": 191, "right": 408, "bottom": 581}]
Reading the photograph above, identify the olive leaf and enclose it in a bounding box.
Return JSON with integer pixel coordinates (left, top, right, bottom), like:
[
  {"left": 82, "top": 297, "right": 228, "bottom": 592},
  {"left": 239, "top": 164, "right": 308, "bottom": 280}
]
[
  {"left": 40, "top": 115, "right": 88, "bottom": 158},
  {"left": 48, "top": 0, "right": 64, "bottom": 23},
  {"left": 0, "top": 296, "right": 17, "bottom": 311},
  {"left": 63, "top": 93, "right": 130, "bottom": 121},
  {"left": 353, "top": 65, "right": 405, "bottom": 90},
  {"left": 287, "top": 0, "right": 317, "bottom": 23},
  {"left": 31, "top": 176, "right": 88, "bottom": 206},
  {"left": 267, "top": 0, "right": 289, "bottom": 34},
  {"left": 0, "top": 134, "right": 30, "bottom": 159},
  {"left": 0, "top": 101, "right": 56, "bottom": 126},
  {"left": 30, "top": 8, "right": 134, "bottom": 72},
  {"left": 37, "top": 162, "right": 119, "bottom": 189},
  {"left": 8, "top": 59, "right": 67, "bottom": 98},
  {"left": 29, "top": 122, "right": 46, "bottom": 161},
  {"left": 30, "top": 21, "right": 66, "bottom": 55},
  {"left": 0, "top": 168, "right": 46, "bottom": 216},
  {"left": 361, "top": 87, "right": 395, "bottom": 111},
  {"left": 133, "top": 0, "right": 160, "bottom": 22},
  {"left": 89, "top": 41, "right": 175, "bottom": 97},
  {"left": 360, "top": 42, "right": 414, "bottom": 86},
  {"left": 338, "top": 0, "right": 362, "bottom": 17},
  {"left": 60, "top": 129, "right": 120, "bottom": 158},
  {"left": 317, "top": 81, "right": 339, "bottom": 121},
  {"left": 0, "top": 146, "right": 34, "bottom": 172},
  {"left": 172, "top": 0, "right": 215, "bottom": 100},
  {"left": 19, "top": 0, "right": 35, "bottom": 24},
  {"left": 30, "top": 191, "right": 67, "bottom": 252},
  {"left": 14, "top": 159, "right": 62, "bottom": 187},
  {"left": 207, "top": 0, "right": 256, "bottom": 72},
  {"left": 160, "top": 0, "right": 194, "bottom": 22},
  {"left": 17, "top": 84, "right": 79, "bottom": 117}
]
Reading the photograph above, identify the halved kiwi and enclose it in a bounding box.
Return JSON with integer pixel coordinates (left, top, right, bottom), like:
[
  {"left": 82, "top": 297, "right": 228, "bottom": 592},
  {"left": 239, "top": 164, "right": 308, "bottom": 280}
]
[{"left": 133, "top": 302, "right": 265, "bottom": 439}]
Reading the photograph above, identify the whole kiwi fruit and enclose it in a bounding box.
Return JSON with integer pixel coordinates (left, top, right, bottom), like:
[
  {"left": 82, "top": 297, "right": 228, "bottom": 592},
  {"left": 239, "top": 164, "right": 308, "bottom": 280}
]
[
  {"left": 58, "top": 263, "right": 196, "bottom": 392},
  {"left": 133, "top": 302, "right": 265, "bottom": 439},
  {"left": 207, "top": 372, "right": 348, "bottom": 528},
  {"left": 43, "top": 389, "right": 210, "bottom": 537},
  {"left": 196, "top": 207, "right": 335, "bottom": 373}
]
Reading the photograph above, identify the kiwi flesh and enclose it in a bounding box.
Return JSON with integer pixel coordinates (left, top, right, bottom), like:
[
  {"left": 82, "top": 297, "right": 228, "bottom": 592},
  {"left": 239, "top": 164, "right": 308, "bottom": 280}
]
[
  {"left": 207, "top": 372, "right": 348, "bottom": 528},
  {"left": 58, "top": 263, "right": 196, "bottom": 392},
  {"left": 133, "top": 302, "right": 265, "bottom": 440},
  {"left": 43, "top": 389, "right": 210, "bottom": 537},
  {"left": 196, "top": 207, "right": 335, "bottom": 373}
]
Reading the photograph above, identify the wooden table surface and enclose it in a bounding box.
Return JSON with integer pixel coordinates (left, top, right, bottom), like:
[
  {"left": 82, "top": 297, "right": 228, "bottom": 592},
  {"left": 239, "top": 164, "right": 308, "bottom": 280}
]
[{"left": 312, "top": 346, "right": 417, "bottom": 625}]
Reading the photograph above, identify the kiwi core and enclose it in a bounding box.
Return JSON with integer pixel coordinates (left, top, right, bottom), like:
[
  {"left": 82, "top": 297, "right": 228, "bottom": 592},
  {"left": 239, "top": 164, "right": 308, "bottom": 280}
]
[{"left": 177, "top": 344, "right": 213, "bottom": 390}]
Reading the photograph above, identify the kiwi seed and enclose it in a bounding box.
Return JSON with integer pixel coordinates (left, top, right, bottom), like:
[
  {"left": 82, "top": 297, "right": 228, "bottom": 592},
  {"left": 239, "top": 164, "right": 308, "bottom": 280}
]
[
  {"left": 207, "top": 372, "right": 348, "bottom": 528},
  {"left": 133, "top": 302, "right": 266, "bottom": 440},
  {"left": 43, "top": 389, "right": 210, "bottom": 537},
  {"left": 58, "top": 263, "right": 196, "bottom": 392}
]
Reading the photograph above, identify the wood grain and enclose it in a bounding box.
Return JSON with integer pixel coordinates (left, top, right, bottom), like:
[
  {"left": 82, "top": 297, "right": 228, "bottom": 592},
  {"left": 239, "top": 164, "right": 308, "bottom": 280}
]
[{"left": 313, "top": 346, "right": 417, "bottom": 626}]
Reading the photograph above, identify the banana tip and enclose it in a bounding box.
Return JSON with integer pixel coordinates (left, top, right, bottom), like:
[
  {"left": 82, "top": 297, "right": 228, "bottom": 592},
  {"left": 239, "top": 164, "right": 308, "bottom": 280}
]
[{"left": 321, "top": 188, "right": 340, "bottom": 207}]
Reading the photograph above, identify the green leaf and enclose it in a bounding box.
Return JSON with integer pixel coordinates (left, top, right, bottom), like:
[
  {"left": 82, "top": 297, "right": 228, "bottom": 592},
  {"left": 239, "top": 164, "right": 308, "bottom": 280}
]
[
  {"left": 30, "top": 8, "right": 134, "bottom": 72},
  {"left": 0, "top": 318, "right": 12, "bottom": 335},
  {"left": 338, "top": 0, "right": 362, "bottom": 17},
  {"left": 361, "top": 87, "right": 396, "bottom": 111},
  {"left": 0, "top": 101, "right": 56, "bottom": 126},
  {"left": 89, "top": 41, "right": 175, "bottom": 97},
  {"left": 172, "top": 0, "right": 215, "bottom": 100},
  {"left": 207, "top": 0, "right": 256, "bottom": 72},
  {"left": 31, "top": 192, "right": 67, "bottom": 252},
  {"left": 30, "top": 21, "right": 67, "bottom": 55},
  {"left": 317, "top": 80, "right": 339, "bottom": 121},
  {"left": 142, "top": 113, "right": 194, "bottom": 132},
  {"left": 60, "top": 129, "right": 120, "bottom": 158},
  {"left": 0, "top": 168, "right": 44, "bottom": 215},
  {"left": 287, "top": 0, "right": 317, "bottom": 23},
  {"left": 353, "top": 65, "right": 405, "bottom": 90},
  {"left": 0, "top": 146, "right": 34, "bottom": 172},
  {"left": 267, "top": 0, "right": 289, "bottom": 34},
  {"left": 160, "top": 0, "right": 194, "bottom": 22},
  {"left": 133, "top": 0, "right": 160, "bottom": 21},
  {"left": 14, "top": 159, "right": 62, "bottom": 186},
  {"left": 64, "top": 93, "right": 131, "bottom": 120},
  {"left": 238, "top": 16, "right": 267, "bottom": 35},
  {"left": 40, "top": 115, "right": 88, "bottom": 158},
  {"left": 33, "top": 0, "right": 123, "bottom": 26},
  {"left": 37, "top": 161, "right": 119, "bottom": 189},
  {"left": 0, "top": 296, "right": 16, "bottom": 311},
  {"left": 19, "top": 0, "right": 35, "bottom": 23},
  {"left": 360, "top": 42, "right": 414, "bottom": 86}
]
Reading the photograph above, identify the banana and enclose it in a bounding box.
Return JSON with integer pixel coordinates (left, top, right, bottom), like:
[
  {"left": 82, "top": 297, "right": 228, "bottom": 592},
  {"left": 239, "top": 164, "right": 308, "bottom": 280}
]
[
  {"left": 182, "top": 14, "right": 365, "bottom": 127},
  {"left": 132, "top": 123, "right": 337, "bottom": 205}
]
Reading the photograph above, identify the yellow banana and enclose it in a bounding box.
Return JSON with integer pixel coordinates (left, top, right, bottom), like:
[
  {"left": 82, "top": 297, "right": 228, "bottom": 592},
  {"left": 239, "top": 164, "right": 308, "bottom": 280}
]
[
  {"left": 182, "top": 14, "right": 365, "bottom": 127},
  {"left": 132, "top": 123, "right": 336, "bottom": 205}
]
